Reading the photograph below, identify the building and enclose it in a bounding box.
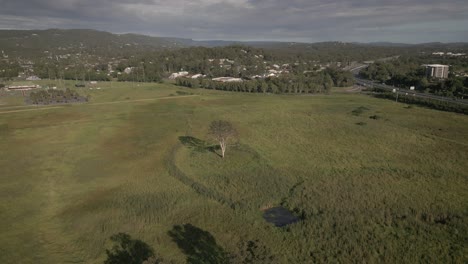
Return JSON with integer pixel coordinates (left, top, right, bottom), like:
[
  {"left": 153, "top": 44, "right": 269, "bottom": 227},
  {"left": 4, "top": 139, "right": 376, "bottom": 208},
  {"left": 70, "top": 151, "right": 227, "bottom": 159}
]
[
  {"left": 6, "top": 85, "right": 40, "bottom": 91},
  {"left": 212, "top": 77, "right": 243, "bottom": 83},
  {"left": 191, "top": 74, "right": 204, "bottom": 79},
  {"left": 423, "top": 64, "right": 449, "bottom": 79},
  {"left": 124, "top": 67, "right": 133, "bottom": 74},
  {"left": 169, "top": 71, "right": 189, "bottom": 79},
  {"left": 26, "top": 76, "right": 41, "bottom": 81}
]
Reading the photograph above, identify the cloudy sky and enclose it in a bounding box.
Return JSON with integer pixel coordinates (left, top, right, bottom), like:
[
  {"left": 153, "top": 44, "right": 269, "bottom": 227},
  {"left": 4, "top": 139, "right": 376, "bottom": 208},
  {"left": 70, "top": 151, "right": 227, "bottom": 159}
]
[{"left": 0, "top": 0, "right": 467, "bottom": 43}]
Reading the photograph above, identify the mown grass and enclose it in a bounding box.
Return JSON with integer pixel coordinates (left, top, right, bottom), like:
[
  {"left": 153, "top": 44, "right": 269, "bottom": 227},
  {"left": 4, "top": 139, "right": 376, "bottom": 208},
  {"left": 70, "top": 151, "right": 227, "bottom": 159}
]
[{"left": 0, "top": 84, "right": 467, "bottom": 263}]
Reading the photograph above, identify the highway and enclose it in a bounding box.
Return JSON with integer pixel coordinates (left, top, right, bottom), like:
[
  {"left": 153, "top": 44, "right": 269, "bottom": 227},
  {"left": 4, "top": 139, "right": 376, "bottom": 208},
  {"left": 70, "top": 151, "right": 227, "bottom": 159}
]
[{"left": 349, "top": 65, "right": 468, "bottom": 106}]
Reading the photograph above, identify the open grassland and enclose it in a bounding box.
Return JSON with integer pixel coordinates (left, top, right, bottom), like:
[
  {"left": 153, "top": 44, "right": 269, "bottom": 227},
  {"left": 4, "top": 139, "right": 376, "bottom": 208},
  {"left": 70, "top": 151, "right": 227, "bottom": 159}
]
[{"left": 0, "top": 83, "right": 467, "bottom": 263}]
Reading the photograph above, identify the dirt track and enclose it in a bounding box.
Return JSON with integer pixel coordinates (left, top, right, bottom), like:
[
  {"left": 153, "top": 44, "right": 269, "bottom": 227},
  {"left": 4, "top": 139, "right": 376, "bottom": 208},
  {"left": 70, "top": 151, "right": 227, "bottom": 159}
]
[{"left": 0, "top": 95, "right": 198, "bottom": 115}]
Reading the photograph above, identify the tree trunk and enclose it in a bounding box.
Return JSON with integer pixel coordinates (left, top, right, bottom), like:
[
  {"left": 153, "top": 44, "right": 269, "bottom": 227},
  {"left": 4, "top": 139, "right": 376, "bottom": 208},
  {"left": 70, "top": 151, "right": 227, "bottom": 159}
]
[{"left": 220, "top": 140, "right": 226, "bottom": 158}]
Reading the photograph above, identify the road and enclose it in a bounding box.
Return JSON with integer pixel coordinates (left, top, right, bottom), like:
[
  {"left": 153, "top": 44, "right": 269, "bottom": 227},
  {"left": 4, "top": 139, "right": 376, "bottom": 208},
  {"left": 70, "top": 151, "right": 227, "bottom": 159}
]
[{"left": 349, "top": 65, "right": 468, "bottom": 106}]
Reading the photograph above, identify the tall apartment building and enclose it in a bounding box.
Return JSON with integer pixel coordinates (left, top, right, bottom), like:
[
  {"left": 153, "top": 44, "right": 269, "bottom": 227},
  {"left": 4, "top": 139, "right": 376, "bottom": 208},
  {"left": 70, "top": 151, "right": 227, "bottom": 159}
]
[{"left": 423, "top": 64, "right": 449, "bottom": 79}]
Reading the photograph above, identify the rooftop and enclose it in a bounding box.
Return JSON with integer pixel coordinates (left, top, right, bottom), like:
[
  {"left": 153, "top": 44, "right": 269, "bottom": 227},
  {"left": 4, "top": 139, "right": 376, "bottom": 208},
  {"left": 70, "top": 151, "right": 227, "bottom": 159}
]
[{"left": 423, "top": 64, "right": 449, "bottom": 67}]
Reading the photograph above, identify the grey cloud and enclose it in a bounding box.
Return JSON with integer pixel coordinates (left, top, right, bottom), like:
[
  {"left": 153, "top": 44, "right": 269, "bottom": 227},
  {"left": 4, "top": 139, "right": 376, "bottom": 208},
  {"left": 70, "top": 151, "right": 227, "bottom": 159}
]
[{"left": 0, "top": 0, "right": 467, "bottom": 43}]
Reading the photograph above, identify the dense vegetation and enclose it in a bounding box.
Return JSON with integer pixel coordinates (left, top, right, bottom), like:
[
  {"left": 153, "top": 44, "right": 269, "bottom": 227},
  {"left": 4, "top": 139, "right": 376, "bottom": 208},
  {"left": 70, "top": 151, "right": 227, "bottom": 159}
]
[
  {"left": 33, "top": 61, "right": 112, "bottom": 82},
  {"left": 28, "top": 88, "right": 88, "bottom": 104},
  {"left": 25, "top": 44, "right": 358, "bottom": 87},
  {"left": 360, "top": 55, "right": 468, "bottom": 98},
  {"left": 175, "top": 68, "right": 353, "bottom": 94},
  {"left": 0, "top": 83, "right": 466, "bottom": 263},
  {"left": 0, "top": 61, "right": 21, "bottom": 80}
]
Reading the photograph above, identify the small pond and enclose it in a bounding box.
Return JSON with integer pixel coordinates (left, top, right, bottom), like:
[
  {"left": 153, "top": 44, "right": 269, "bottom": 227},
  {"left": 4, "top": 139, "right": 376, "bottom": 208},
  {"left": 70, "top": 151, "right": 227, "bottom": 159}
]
[{"left": 263, "top": 207, "right": 299, "bottom": 227}]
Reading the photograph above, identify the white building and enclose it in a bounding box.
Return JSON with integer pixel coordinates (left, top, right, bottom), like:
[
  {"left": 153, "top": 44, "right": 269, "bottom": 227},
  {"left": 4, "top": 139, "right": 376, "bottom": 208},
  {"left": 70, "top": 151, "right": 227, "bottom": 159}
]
[
  {"left": 6, "top": 85, "right": 41, "bottom": 91},
  {"left": 191, "top": 74, "right": 204, "bottom": 79},
  {"left": 169, "top": 71, "right": 189, "bottom": 79},
  {"left": 124, "top": 67, "right": 132, "bottom": 74},
  {"left": 212, "top": 77, "right": 243, "bottom": 83},
  {"left": 26, "top": 76, "right": 41, "bottom": 81},
  {"left": 423, "top": 64, "right": 449, "bottom": 79}
]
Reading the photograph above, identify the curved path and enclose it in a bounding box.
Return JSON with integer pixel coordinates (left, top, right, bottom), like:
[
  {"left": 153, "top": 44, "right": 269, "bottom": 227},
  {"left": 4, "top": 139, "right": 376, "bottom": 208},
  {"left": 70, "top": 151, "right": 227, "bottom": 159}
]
[{"left": 165, "top": 144, "right": 238, "bottom": 209}]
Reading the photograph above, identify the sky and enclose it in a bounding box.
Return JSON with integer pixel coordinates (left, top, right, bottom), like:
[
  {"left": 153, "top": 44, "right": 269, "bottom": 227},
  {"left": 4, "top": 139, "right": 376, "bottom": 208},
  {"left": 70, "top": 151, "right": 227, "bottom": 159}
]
[{"left": 0, "top": 0, "right": 467, "bottom": 43}]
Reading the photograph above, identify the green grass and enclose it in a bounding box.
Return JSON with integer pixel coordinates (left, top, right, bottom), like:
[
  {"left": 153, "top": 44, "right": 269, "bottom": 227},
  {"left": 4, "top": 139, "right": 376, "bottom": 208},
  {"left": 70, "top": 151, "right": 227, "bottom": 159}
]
[{"left": 0, "top": 83, "right": 467, "bottom": 263}]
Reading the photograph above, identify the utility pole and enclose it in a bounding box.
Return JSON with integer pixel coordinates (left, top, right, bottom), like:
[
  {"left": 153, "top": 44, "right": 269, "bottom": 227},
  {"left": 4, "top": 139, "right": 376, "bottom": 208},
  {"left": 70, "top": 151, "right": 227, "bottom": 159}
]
[{"left": 141, "top": 62, "right": 146, "bottom": 83}]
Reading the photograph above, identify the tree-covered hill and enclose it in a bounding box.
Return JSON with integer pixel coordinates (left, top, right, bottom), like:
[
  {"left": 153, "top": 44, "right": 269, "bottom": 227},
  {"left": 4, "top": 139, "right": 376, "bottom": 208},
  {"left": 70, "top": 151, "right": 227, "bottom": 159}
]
[
  {"left": 2, "top": 29, "right": 467, "bottom": 61},
  {"left": 0, "top": 29, "right": 190, "bottom": 58}
]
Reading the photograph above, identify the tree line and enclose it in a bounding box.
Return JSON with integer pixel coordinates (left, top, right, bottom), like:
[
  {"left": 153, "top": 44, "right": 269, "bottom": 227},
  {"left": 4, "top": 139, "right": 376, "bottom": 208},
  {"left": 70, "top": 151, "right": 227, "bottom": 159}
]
[{"left": 175, "top": 69, "right": 353, "bottom": 94}]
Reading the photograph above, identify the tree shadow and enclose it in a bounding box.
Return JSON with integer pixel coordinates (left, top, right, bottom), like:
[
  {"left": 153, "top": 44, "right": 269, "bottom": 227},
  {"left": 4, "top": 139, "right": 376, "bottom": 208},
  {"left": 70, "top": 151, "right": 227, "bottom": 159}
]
[
  {"left": 178, "top": 136, "right": 221, "bottom": 157},
  {"left": 168, "top": 224, "right": 229, "bottom": 264},
  {"left": 104, "top": 233, "right": 157, "bottom": 264}
]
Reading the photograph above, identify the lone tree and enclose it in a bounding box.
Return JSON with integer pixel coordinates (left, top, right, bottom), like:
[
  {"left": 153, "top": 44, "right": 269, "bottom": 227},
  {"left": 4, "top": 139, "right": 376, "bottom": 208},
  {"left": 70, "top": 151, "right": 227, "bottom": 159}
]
[{"left": 209, "top": 120, "right": 238, "bottom": 159}]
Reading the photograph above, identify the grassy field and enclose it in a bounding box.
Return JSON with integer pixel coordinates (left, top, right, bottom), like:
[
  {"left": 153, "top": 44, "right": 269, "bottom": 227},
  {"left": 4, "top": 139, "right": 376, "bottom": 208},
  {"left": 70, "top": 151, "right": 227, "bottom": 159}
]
[{"left": 0, "top": 82, "right": 467, "bottom": 263}]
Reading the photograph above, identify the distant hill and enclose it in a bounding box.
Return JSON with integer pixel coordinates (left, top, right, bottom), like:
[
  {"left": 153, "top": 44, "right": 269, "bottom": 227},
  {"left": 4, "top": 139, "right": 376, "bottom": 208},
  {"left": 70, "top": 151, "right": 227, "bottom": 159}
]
[
  {"left": 0, "top": 29, "right": 191, "bottom": 58},
  {"left": 1, "top": 29, "right": 467, "bottom": 60},
  {"left": 357, "top": 42, "right": 468, "bottom": 49},
  {"left": 355, "top": 42, "right": 414, "bottom": 47}
]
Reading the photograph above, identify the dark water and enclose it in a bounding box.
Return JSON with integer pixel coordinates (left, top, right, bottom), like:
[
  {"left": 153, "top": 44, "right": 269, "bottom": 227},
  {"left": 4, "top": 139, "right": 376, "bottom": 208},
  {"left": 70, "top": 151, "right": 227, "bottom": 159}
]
[{"left": 263, "top": 207, "right": 299, "bottom": 227}]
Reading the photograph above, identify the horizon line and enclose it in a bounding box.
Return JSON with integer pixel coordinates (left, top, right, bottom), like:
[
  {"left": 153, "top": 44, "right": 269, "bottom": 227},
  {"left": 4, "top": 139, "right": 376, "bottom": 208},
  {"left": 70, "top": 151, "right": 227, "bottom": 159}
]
[{"left": 0, "top": 28, "right": 467, "bottom": 45}]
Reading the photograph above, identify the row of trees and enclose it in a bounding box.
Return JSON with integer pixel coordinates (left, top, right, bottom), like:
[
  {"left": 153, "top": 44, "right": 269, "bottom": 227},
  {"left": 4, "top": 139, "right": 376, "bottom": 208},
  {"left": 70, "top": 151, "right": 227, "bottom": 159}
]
[
  {"left": 33, "top": 62, "right": 112, "bottom": 82},
  {"left": 176, "top": 70, "right": 353, "bottom": 94},
  {"left": 176, "top": 77, "right": 332, "bottom": 94}
]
